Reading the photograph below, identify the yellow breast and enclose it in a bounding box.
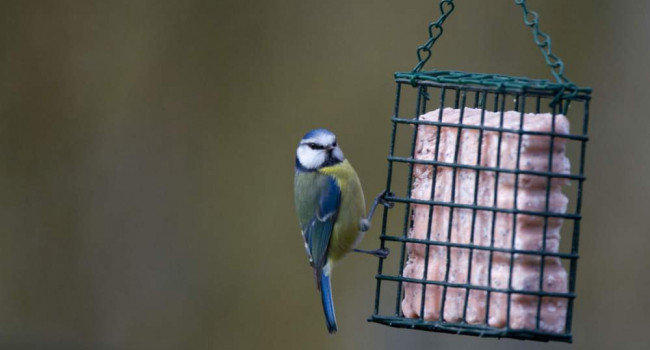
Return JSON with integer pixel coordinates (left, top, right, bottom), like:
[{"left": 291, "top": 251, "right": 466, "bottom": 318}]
[{"left": 318, "top": 159, "right": 367, "bottom": 262}]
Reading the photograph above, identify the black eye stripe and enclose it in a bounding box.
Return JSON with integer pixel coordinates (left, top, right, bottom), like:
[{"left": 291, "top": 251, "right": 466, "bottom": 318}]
[{"left": 303, "top": 141, "right": 339, "bottom": 150}]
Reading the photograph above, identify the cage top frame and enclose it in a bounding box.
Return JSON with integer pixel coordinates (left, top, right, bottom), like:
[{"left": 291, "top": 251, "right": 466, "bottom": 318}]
[{"left": 396, "top": 70, "right": 592, "bottom": 102}]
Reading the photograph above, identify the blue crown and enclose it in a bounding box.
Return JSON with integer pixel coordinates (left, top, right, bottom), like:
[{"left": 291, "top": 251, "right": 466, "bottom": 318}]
[{"left": 301, "top": 128, "right": 335, "bottom": 140}]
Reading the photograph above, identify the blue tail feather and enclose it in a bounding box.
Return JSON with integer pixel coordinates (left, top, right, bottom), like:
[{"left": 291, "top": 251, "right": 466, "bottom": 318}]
[{"left": 319, "top": 272, "right": 338, "bottom": 334}]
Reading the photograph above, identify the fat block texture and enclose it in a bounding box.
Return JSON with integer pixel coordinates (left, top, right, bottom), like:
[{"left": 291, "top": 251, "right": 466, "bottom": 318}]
[{"left": 401, "top": 107, "right": 570, "bottom": 333}]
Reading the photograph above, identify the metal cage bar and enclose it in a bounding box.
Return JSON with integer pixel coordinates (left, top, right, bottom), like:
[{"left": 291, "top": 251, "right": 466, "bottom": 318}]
[
  {"left": 504, "top": 94, "right": 525, "bottom": 331},
  {"left": 437, "top": 90, "right": 468, "bottom": 322},
  {"left": 393, "top": 84, "right": 426, "bottom": 316},
  {"left": 461, "top": 90, "right": 488, "bottom": 323},
  {"left": 419, "top": 86, "right": 445, "bottom": 321},
  {"left": 484, "top": 92, "right": 506, "bottom": 328}
]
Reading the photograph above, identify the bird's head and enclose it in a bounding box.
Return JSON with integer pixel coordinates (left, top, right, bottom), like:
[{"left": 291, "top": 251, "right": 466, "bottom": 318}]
[{"left": 296, "top": 128, "right": 345, "bottom": 171}]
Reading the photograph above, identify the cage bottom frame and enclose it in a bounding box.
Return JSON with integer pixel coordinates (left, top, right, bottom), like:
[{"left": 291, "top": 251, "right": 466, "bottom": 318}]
[{"left": 369, "top": 315, "right": 572, "bottom": 342}]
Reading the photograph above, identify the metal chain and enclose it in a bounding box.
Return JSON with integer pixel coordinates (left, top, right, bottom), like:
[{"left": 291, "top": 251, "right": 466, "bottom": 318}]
[
  {"left": 412, "top": 0, "right": 455, "bottom": 73},
  {"left": 412, "top": 0, "right": 576, "bottom": 90},
  {"left": 514, "top": 0, "right": 574, "bottom": 87}
]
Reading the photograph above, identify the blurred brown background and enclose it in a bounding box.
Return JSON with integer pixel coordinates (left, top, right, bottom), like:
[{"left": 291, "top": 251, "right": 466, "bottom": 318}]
[{"left": 0, "top": 0, "right": 648, "bottom": 349}]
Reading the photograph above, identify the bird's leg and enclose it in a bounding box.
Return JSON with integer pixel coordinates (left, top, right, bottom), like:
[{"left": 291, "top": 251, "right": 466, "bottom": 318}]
[
  {"left": 355, "top": 191, "right": 394, "bottom": 259},
  {"left": 360, "top": 191, "right": 395, "bottom": 233},
  {"left": 353, "top": 247, "right": 390, "bottom": 259}
]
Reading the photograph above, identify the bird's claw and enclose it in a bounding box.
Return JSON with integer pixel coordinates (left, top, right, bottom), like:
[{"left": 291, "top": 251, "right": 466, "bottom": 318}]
[
  {"left": 375, "top": 248, "right": 390, "bottom": 259},
  {"left": 365, "top": 191, "right": 395, "bottom": 225},
  {"left": 379, "top": 191, "right": 395, "bottom": 209}
]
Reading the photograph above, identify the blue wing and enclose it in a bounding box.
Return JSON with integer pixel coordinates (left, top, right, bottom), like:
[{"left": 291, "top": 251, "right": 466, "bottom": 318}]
[
  {"left": 297, "top": 174, "right": 341, "bottom": 334},
  {"left": 306, "top": 176, "right": 340, "bottom": 334},
  {"left": 304, "top": 176, "right": 341, "bottom": 282}
]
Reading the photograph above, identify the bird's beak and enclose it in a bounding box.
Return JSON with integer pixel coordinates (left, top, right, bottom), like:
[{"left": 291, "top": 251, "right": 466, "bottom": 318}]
[{"left": 326, "top": 146, "right": 335, "bottom": 151}]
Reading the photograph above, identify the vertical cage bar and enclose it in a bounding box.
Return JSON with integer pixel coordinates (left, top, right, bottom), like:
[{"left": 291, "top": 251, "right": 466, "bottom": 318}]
[
  {"left": 484, "top": 93, "right": 506, "bottom": 324},
  {"left": 535, "top": 102, "right": 557, "bottom": 329},
  {"left": 421, "top": 87, "right": 430, "bottom": 118},
  {"left": 439, "top": 89, "right": 468, "bottom": 321},
  {"left": 566, "top": 98, "right": 589, "bottom": 334},
  {"left": 462, "top": 91, "right": 488, "bottom": 323},
  {"left": 374, "top": 82, "right": 402, "bottom": 315},
  {"left": 514, "top": 95, "right": 520, "bottom": 112},
  {"left": 394, "top": 84, "right": 425, "bottom": 316},
  {"left": 505, "top": 94, "right": 526, "bottom": 329},
  {"left": 419, "top": 86, "right": 446, "bottom": 320}
]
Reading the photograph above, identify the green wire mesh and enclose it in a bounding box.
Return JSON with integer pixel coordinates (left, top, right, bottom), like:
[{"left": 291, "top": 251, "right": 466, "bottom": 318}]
[{"left": 369, "top": 0, "right": 591, "bottom": 343}]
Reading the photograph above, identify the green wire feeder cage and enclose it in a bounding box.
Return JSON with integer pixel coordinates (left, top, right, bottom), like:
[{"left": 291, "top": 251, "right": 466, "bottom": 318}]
[{"left": 369, "top": 0, "right": 590, "bottom": 343}]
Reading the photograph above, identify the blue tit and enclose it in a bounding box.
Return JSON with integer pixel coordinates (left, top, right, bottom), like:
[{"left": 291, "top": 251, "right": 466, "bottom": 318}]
[{"left": 294, "top": 128, "right": 390, "bottom": 334}]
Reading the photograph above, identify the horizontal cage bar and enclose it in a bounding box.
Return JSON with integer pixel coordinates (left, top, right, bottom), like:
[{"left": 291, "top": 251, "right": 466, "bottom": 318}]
[
  {"left": 388, "top": 156, "right": 585, "bottom": 181},
  {"left": 386, "top": 195, "right": 581, "bottom": 220},
  {"left": 375, "top": 274, "right": 576, "bottom": 299},
  {"left": 380, "top": 235, "right": 579, "bottom": 259},
  {"left": 392, "top": 117, "right": 588, "bottom": 141}
]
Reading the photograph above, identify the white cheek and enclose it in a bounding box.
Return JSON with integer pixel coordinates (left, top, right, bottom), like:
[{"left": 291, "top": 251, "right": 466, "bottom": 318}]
[
  {"left": 333, "top": 147, "right": 344, "bottom": 161},
  {"left": 297, "top": 147, "right": 325, "bottom": 169}
]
